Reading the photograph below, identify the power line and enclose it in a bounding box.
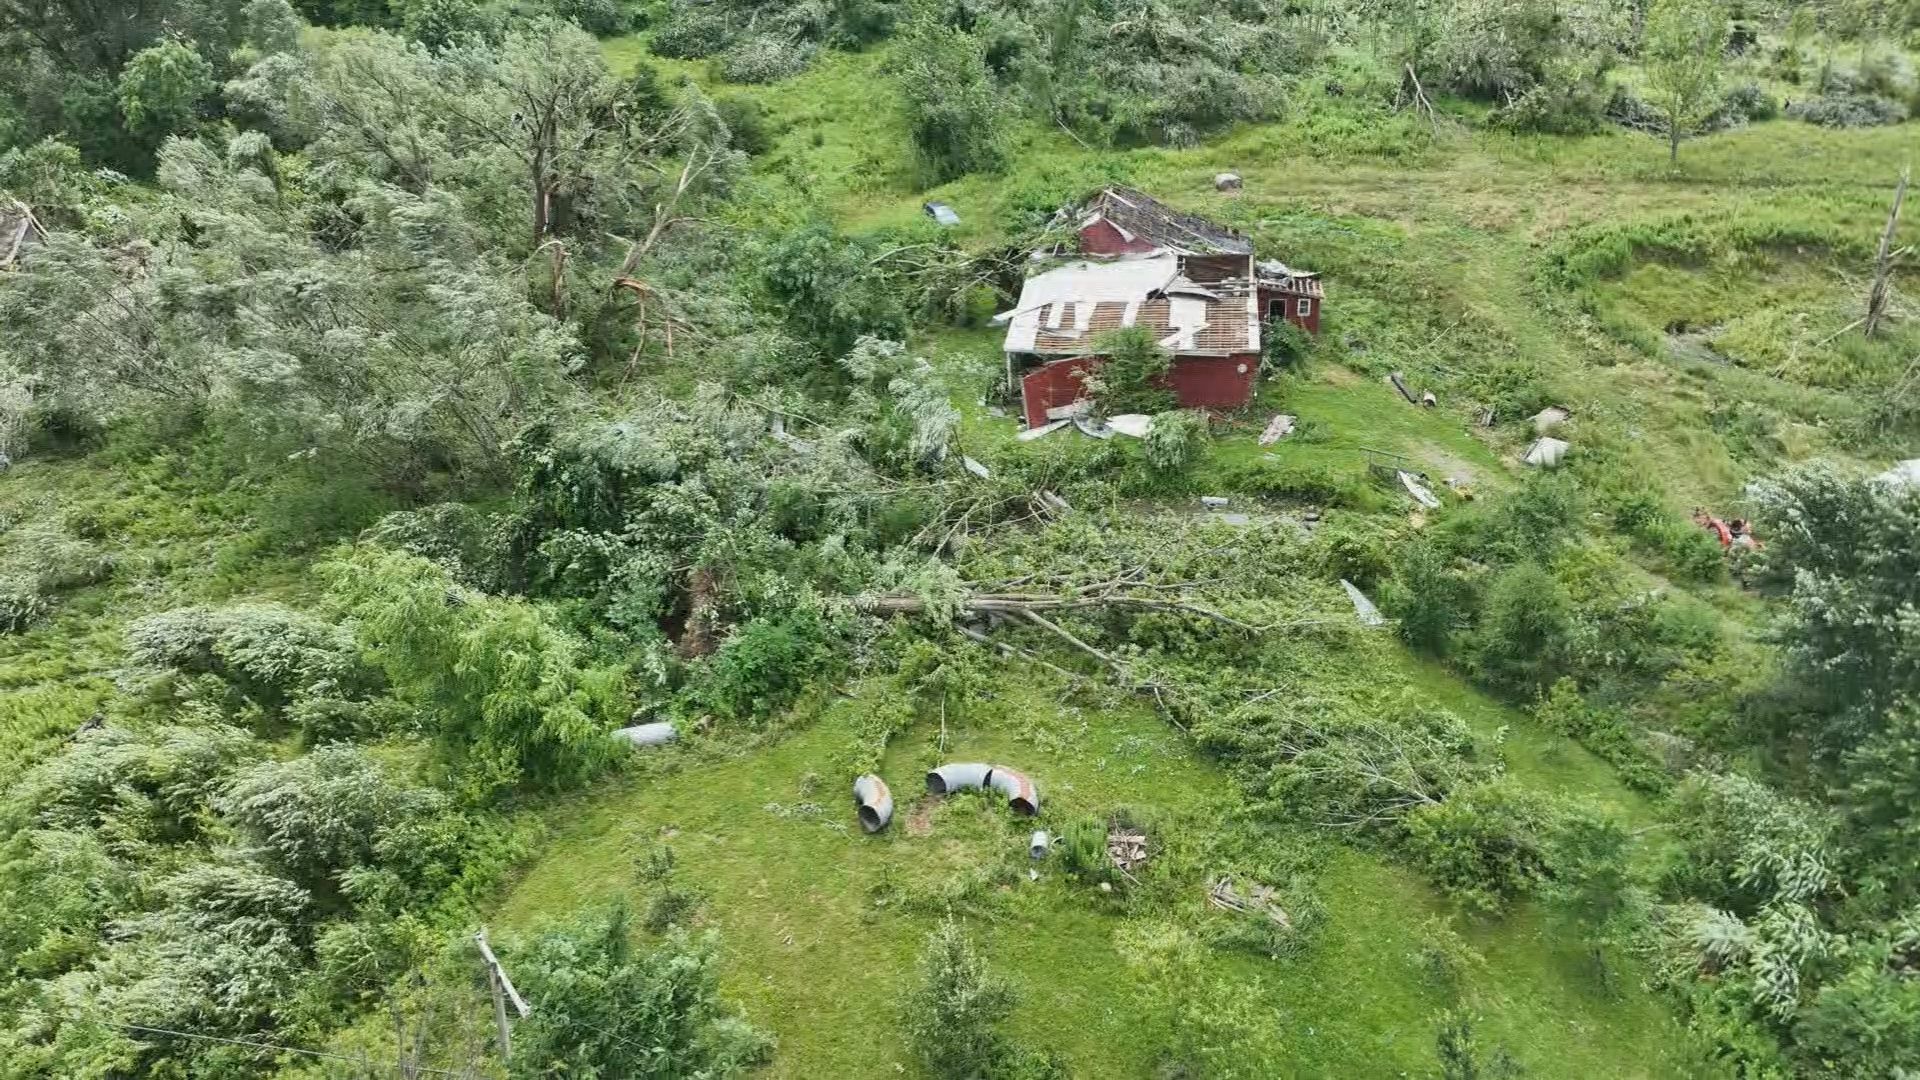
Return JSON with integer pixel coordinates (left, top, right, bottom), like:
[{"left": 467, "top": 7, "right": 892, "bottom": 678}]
[{"left": 61, "top": 1016, "right": 475, "bottom": 1079}]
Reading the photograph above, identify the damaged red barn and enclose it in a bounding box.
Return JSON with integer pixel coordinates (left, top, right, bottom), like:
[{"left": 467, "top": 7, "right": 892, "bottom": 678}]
[{"left": 998, "top": 186, "right": 1322, "bottom": 429}]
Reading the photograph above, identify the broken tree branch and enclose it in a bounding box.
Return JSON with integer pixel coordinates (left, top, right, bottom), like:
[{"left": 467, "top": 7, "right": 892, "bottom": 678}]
[{"left": 1866, "top": 168, "right": 1909, "bottom": 338}]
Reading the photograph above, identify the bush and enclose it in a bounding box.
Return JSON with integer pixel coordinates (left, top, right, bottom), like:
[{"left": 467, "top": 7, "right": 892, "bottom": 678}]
[
  {"left": 0, "top": 521, "right": 111, "bottom": 631},
  {"left": 717, "top": 36, "right": 816, "bottom": 84},
  {"left": 650, "top": 6, "right": 730, "bottom": 58},
  {"left": 1383, "top": 540, "right": 1472, "bottom": 654},
  {"left": 126, "top": 602, "right": 368, "bottom": 711},
  {"left": 891, "top": 17, "right": 1005, "bottom": 183},
  {"left": 1085, "top": 326, "right": 1174, "bottom": 415},
  {"left": 715, "top": 94, "right": 773, "bottom": 155},
  {"left": 1402, "top": 781, "right": 1560, "bottom": 912},
  {"left": 509, "top": 904, "right": 773, "bottom": 1079},
  {"left": 1469, "top": 562, "right": 1571, "bottom": 697},
  {"left": 684, "top": 608, "right": 842, "bottom": 723},
  {"left": 1787, "top": 93, "right": 1909, "bottom": 127},
  {"left": 553, "top": 0, "right": 628, "bottom": 36},
  {"left": 904, "top": 919, "right": 1020, "bottom": 1080},
  {"left": 1142, "top": 410, "right": 1208, "bottom": 471},
  {"left": 1057, "top": 816, "right": 1114, "bottom": 885}
]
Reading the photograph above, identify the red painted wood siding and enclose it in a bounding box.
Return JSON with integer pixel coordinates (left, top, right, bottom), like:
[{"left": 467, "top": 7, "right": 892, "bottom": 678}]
[
  {"left": 1078, "top": 218, "right": 1159, "bottom": 256},
  {"left": 1258, "top": 290, "right": 1321, "bottom": 334},
  {"left": 1167, "top": 354, "right": 1259, "bottom": 409},
  {"left": 1020, "top": 357, "right": 1100, "bottom": 428},
  {"left": 1020, "top": 353, "right": 1258, "bottom": 427}
]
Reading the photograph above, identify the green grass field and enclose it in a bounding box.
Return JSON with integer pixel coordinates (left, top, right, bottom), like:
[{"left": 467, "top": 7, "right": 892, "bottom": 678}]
[{"left": 420, "top": 33, "right": 1920, "bottom": 1077}]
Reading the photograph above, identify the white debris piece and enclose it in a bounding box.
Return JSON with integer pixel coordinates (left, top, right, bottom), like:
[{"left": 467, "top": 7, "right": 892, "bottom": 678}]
[
  {"left": 1531, "top": 406, "right": 1571, "bottom": 434},
  {"left": 962, "top": 456, "right": 991, "bottom": 479},
  {"left": 1258, "top": 414, "right": 1296, "bottom": 445},
  {"left": 1398, "top": 470, "right": 1441, "bottom": 509},
  {"left": 614, "top": 722, "right": 678, "bottom": 748},
  {"left": 1074, "top": 416, "right": 1114, "bottom": 439},
  {"left": 1523, "top": 437, "right": 1570, "bottom": 468},
  {"left": 1106, "top": 413, "right": 1154, "bottom": 439},
  {"left": 1019, "top": 419, "right": 1070, "bottom": 442},
  {"left": 1873, "top": 459, "right": 1920, "bottom": 489},
  {"left": 1199, "top": 495, "right": 1231, "bottom": 509},
  {"left": 1341, "top": 579, "right": 1386, "bottom": 627}
]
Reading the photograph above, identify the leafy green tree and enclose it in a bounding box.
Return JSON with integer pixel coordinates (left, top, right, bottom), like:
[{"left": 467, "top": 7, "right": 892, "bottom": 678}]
[
  {"left": 509, "top": 904, "right": 772, "bottom": 1079},
  {"left": 1469, "top": 562, "right": 1570, "bottom": 697},
  {"left": 1643, "top": 0, "right": 1729, "bottom": 163},
  {"left": 1084, "top": 326, "right": 1175, "bottom": 415},
  {"left": 891, "top": 16, "right": 1005, "bottom": 184},
  {"left": 904, "top": 919, "right": 1019, "bottom": 1080},
  {"left": 117, "top": 40, "right": 216, "bottom": 143},
  {"left": 325, "top": 549, "right": 628, "bottom": 799}
]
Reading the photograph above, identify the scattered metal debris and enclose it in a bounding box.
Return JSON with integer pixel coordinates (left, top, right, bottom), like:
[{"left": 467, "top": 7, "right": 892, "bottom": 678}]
[
  {"left": 1199, "top": 495, "right": 1231, "bottom": 509},
  {"left": 1214, "top": 172, "right": 1243, "bottom": 192},
  {"left": 1341, "top": 579, "right": 1385, "bottom": 627},
  {"left": 1420, "top": 390, "right": 1437, "bottom": 407},
  {"left": 1019, "top": 419, "right": 1070, "bottom": 442},
  {"left": 1030, "top": 831, "right": 1051, "bottom": 859},
  {"left": 853, "top": 774, "right": 894, "bottom": 833},
  {"left": 923, "top": 200, "right": 961, "bottom": 227},
  {"left": 1107, "top": 413, "right": 1154, "bottom": 439},
  {"left": 1034, "top": 489, "right": 1072, "bottom": 515},
  {"left": 1523, "top": 436, "right": 1570, "bottom": 468},
  {"left": 1398, "top": 470, "right": 1441, "bottom": 509},
  {"left": 1074, "top": 416, "right": 1115, "bottom": 439},
  {"left": 1475, "top": 406, "right": 1496, "bottom": 427},
  {"left": 1207, "top": 875, "right": 1291, "bottom": 927},
  {"left": 962, "top": 455, "right": 991, "bottom": 479},
  {"left": 1258, "top": 414, "right": 1296, "bottom": 445}
]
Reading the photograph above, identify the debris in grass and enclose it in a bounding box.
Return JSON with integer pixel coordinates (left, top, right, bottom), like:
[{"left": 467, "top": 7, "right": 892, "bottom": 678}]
[
  {"left": 1199, "top": 495, "right": 1231, "bottom": 509},
  {"left": 1019, "top": 419, "right": 1069, "bottom": 441},
  {"left": 1530, "top": 405, "right": 1571, "bottom": 433},
  {"left": 1258, "top": 414, "right": 1296, "bottom": 445},
  {"left": 1475, "top": 406, "right": 1496, "bottom": 427},
  {"left": 1108, "top": 829, "right": 1149, "bottom": 872},
  {"left": 1389, "top": 371, "right": 1417, "bottom": 404},
  {"left": 1208, "top": 875, "right": 1291, "bottom": 927},
  {"left": 1398, "top": 470, "right": 1441, "bottom": 509},
  {"left": 1214, "top": 172, "right": 1243, "bottom": 192},
  {"left": 1107, "top": 413, "right": 1153, "bottom": 438},
  {"left": 1523, "top": 436, "right": 1570, "bottom": 468},
  {"left": 962, "top": 455, "right": 991, "bottom": 479},
  {"left": 1074, "top": 416, "right": 1115, "bottom": 439},
  {"left": 1421, "top": 391, "right": 1437, "bottom": 407},
  {"left": 1341, "top": 579, "right": 1385, "bottom": 627}
]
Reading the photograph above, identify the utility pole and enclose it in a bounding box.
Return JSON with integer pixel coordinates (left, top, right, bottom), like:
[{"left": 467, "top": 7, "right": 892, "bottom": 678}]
[{"left": 474, "top": 929, "right": 530, "bottom": 1069}]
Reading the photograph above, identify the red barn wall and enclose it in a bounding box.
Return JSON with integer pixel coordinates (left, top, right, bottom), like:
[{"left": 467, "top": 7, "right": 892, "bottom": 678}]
[
  {"left": 1078, "top": 218, "right": 1159, "bottom": 256},
  {"left": 1258, "top": 289, "right": 1321, "bottom": 334},
  {"left": 1020, "top": 352, "right": 1258, "bottom": 429},
  {"left": 1167, "top": 354, "right": 1258, "bottom": 410},
  {"left": 1020, "top": 356, "right": 1100, "bottom": 428}
]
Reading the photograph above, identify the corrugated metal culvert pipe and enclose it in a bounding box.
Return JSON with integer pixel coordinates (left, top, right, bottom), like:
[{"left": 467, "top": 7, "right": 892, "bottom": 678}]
[
  {"left": 926, "top": 762, "right": 1040, "bottom": 816},
  {"left": 852, "top": 774, "right": 893, "bottom": 832}
]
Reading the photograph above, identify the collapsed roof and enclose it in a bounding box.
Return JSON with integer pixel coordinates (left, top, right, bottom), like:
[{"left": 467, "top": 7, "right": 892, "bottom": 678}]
[
  {"left": 998, "top": 252, "right": 1262, "bottom": 358},
  {"left": 1079, "top": 185, "right": 1253, "bottom": 255}
]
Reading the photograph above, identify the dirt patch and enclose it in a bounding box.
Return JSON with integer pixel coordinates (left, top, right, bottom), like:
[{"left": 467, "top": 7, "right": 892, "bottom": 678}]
[
  {"left": 1413, "top": 443, "right": 1484, "bottom": 488},
  {"left": 905, "top": 797, "right": 935, "bottom": 837}
]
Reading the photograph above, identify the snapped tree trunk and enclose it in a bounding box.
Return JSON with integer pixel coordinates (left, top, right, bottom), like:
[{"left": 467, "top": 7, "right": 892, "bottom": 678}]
[{"left": 1865, "top": 168, "right": 1909, "bottom": 338}]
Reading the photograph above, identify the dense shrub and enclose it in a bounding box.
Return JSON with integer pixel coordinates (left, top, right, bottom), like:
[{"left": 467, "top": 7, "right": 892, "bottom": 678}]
[
  {"left": 1786, "top": 93, "right": 1909, "bottom": 127},
  {"left": 0, "top": 521, "right": 112, "bottom": 631},
  {"left": 508, "top": 904, "right": 772, "bottom": 1079},
  {"left": 126, "top": 603, "right": 368, "bottom": 711},
  {"left": 717, "top": 36, "right": 817, "bottom": 84},
  {"left": 903, "top": 919, "right": 1022, "bottom": 1080},
  {"left": 552, "top": 0, "right": 628, "bottom": 36},
  {"left": 683, "top": 608, "right": 843, "bottom": 723},
  {"left": 1403, "top": 781, "right": 1561, "bottom": 912},
  {"left": 891, "top": 17, "right": 1005, "bottom": 182},
  {"left": 1468, "top": 562, "right": 1571, "bottom": 697},
  {"left": 649, "top": 6, "right": 731, "bottom": 58},
  {"left": 1142, "top": 410, "right": 1209, "bottom": 471}
]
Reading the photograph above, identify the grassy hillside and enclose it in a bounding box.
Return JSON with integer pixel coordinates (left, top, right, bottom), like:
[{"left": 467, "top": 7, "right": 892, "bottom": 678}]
[{"left": 3, "top": 9, "right": 1917, "bottom": 1080}]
